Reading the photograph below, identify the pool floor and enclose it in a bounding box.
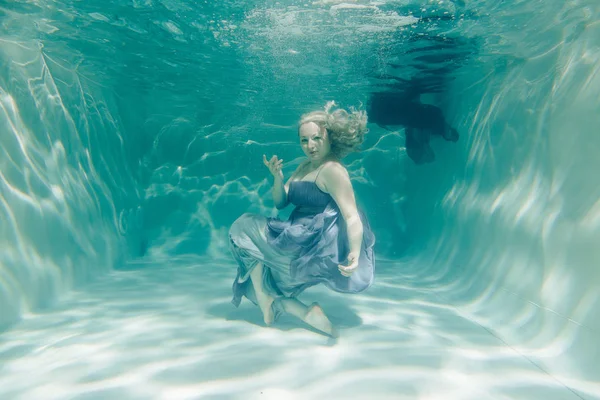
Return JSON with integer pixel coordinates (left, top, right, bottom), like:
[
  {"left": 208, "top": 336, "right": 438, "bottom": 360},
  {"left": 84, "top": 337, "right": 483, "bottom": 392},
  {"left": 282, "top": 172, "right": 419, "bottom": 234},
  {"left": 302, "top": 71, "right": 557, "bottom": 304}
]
[{"left": 0, "top": 257, "right": 588, "bottom": 400}]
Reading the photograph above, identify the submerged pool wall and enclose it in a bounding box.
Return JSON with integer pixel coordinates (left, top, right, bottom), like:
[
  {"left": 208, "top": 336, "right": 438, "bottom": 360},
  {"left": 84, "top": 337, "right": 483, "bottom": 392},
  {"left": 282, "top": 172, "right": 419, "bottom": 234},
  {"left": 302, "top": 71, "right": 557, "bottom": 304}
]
[
  {"left": 1, "top": 1, "right": 598, "bottom": 392},
  {"left": 0, "top": 13, "right": 141, "bottom": 330},
  {"left": 402, "top": 4, "right": 600, "bottom": 388}
]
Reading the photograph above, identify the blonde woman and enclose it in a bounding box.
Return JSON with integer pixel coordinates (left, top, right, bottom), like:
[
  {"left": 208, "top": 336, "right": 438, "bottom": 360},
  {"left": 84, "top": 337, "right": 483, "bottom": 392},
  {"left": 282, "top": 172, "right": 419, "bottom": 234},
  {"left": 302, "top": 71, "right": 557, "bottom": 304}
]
[{"left": 229, "top": 102, "right": 375, "bottom": 337}]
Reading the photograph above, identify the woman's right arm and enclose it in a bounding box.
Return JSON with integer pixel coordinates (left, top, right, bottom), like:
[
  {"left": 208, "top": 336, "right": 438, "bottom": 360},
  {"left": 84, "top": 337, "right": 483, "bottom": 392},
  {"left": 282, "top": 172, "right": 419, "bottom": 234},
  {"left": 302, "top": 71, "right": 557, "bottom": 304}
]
[
  {"left": 272, "top": 174, "right": 288, "bottom": 209},
  {"left": 264, "top": 155, "right": 302, "bottom": 209}
]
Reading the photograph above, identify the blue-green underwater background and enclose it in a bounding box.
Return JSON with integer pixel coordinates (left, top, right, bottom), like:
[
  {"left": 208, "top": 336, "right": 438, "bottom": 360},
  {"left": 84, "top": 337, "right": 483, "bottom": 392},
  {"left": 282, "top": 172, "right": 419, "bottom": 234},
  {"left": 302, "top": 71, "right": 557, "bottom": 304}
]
[{"left": 1, "top": 0, "right": 599, "bottom": 398}]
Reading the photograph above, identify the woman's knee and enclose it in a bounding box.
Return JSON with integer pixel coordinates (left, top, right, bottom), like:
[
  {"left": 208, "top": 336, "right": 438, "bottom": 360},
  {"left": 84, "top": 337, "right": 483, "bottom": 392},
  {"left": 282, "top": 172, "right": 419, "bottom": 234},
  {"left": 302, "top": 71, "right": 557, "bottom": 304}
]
[{"left": 229, "top": 213, "right": 259, "bottom": 236}]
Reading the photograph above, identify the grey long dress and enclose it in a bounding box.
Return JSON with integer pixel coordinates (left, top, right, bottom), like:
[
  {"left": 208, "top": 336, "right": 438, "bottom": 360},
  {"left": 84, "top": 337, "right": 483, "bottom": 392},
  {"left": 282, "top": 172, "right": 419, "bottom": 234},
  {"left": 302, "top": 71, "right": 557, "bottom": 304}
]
[{"left": 229, "top": 179, "right": 375, "bottom": 319}]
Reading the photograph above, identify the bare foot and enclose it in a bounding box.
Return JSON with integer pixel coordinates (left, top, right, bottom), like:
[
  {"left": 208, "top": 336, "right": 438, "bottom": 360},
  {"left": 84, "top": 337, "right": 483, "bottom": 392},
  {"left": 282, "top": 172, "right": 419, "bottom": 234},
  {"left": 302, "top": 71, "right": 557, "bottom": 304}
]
[{"left": 304, "top": 303, "right": 338, "bottom": 338}]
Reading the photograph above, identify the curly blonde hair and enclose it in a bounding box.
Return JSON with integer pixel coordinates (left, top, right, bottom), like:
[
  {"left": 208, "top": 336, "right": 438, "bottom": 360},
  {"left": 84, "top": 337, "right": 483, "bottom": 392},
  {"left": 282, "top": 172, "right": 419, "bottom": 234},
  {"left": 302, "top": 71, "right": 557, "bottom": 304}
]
[{"left": 298, "top": 101, "right": 368, "bottom": 159}]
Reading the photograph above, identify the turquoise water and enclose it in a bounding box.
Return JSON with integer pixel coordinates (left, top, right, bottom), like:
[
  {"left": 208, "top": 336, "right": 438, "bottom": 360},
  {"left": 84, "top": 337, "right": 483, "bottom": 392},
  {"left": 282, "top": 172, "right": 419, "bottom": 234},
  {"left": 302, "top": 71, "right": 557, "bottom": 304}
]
[{"left": 1, "top": 0, "right": 599, "bottom": 399}]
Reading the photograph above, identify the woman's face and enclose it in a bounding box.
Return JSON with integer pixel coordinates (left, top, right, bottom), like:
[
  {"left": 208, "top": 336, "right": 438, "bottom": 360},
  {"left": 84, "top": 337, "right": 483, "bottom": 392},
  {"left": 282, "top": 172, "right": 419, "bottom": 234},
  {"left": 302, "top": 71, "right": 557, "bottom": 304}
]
[{"left": 299, "top": 122, "right": 331, "bottom": 162}]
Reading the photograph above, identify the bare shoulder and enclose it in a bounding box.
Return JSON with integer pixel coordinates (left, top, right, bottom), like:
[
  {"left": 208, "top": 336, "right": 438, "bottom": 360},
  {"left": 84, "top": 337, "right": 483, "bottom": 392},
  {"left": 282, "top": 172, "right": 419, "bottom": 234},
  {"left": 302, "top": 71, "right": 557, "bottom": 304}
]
[
  {"left": 321, "top": 160, "right": 349, "bottom": 178},
  {"left": 319, "top": 161, "right": 351, "bottom": 192}
]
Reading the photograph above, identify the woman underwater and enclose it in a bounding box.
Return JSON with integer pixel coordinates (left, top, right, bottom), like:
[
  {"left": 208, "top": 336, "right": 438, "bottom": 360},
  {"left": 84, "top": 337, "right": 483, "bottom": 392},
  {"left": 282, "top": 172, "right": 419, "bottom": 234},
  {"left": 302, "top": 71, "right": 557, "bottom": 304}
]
[{"left": 229, "top": 101, "right": 375, "bottom": 337}]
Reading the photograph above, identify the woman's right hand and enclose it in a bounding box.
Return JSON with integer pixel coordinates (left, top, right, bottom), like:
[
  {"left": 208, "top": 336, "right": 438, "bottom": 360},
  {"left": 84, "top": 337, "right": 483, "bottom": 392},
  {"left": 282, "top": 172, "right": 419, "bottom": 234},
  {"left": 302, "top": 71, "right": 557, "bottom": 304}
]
[{"left": 263, "top": 154, "right": 284, "bottom": 180}]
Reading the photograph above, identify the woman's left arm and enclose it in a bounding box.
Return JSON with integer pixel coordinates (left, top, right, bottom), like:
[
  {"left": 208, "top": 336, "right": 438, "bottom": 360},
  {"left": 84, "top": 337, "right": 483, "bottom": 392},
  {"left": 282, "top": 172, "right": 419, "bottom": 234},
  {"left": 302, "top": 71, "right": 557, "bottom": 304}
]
[{"left": 320, "top": 163, "right": 363, "bottom": 276}]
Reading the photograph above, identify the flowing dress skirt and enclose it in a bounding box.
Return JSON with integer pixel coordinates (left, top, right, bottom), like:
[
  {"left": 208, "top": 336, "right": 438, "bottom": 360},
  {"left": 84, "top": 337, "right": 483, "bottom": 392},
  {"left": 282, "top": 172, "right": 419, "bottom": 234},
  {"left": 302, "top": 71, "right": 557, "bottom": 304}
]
[{"left": 229, "top": 202, "right": 375, "bottom": 320}]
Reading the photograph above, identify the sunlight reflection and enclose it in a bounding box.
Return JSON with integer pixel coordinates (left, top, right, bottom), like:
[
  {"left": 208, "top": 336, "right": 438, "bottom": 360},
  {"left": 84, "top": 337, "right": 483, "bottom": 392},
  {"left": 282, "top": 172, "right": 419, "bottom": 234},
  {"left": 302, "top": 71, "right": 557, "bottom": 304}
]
[
  {"left": 1, "top": 258, "right": 594, "bottom": 399},
  {"left": 1, "top": 0, "right": 599, "bottom": 399},
  {"left": 404, "top": 2, "right": 600, "bottom": 395},
  {"left": 0, "top": 34, "right": 136, "bottom": 329}
]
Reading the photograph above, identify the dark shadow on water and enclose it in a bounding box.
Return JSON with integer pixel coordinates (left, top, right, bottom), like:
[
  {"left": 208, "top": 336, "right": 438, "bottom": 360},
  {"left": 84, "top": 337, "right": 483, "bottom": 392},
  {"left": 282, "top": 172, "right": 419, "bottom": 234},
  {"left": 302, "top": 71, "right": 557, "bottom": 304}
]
[
  {"left": 368, "top": 92, "right": 460, "bottom": 164},
  {"left": 365, "top": 24, "right": 480, "bottom": 165}
]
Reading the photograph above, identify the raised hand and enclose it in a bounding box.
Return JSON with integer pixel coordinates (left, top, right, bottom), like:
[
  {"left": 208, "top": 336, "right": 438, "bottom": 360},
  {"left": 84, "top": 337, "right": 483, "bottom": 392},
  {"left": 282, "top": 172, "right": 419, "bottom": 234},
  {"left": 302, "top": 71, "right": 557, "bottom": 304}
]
[{"left": 263, "top": 154, "right": 284, "bottom": 180}]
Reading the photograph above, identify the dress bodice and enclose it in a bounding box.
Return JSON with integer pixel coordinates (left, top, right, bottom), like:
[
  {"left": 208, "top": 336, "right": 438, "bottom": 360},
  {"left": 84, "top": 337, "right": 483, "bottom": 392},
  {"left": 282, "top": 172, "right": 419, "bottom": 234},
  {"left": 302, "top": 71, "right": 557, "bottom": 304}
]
[{"left": 287, "top": 181, "right": 332, "bottom": 208}]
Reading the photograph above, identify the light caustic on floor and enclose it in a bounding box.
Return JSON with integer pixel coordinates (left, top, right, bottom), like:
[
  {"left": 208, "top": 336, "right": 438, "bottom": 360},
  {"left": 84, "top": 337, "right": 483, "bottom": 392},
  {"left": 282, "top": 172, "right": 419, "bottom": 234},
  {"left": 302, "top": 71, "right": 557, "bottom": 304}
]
[{"left": 0, "top": 257, "right": 588, "bottom": 400}]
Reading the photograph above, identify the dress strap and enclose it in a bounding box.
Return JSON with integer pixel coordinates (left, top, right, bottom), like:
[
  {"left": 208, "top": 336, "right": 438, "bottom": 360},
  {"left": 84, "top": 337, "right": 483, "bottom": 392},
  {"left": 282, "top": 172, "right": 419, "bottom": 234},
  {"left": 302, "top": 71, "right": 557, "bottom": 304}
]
[{"left": 313, "top": 163, "right": 327, "bottom": 182}]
